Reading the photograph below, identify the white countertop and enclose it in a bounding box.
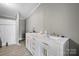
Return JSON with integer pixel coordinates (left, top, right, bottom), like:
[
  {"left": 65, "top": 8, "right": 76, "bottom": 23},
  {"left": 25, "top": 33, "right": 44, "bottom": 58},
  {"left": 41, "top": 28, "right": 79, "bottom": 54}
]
[{"left": 26, "top": 33, "right": 69, "bottom": 45}]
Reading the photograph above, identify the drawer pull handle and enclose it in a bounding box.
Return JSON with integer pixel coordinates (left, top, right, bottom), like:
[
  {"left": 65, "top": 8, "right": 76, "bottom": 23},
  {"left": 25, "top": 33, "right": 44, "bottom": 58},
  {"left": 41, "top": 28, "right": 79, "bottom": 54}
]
[{"left": 42, "top": 43, "right": 48, "bottom": 46}]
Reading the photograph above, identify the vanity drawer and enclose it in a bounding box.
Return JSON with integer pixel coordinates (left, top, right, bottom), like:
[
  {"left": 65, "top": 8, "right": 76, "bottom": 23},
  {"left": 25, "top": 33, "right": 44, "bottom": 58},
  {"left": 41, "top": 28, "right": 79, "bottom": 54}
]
[
  {"left": 31, "top": 41, "right": 40, "bottom": 55},
  {"left": 32, "top": 37, "right": 36, "bottom": 41}
]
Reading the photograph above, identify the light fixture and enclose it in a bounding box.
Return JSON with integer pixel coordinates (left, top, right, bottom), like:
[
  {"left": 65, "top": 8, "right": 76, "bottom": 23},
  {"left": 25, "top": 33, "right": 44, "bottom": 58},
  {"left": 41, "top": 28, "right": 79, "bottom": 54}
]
[
  {"left": 4, "top": 3, "right": 14, "bottom": 6},
  {"left": 2, "top": 3, "right": 17, "bottom": 9}
]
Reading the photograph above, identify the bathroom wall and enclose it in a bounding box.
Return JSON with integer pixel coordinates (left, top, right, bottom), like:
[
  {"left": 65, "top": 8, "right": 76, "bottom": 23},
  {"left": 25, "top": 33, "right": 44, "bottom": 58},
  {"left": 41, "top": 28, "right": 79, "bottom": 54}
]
[
  {"left": 19, "top": 19, "right": 26, "bottom": 40},
  {"left": 43, "top": 3, "right": 79, "bottom": 44},
  {"left": 0, "top": 18, "right": 16, "bottom": 46},
  {"left": 26, "top": 5, "right": 44, "bottom": 33},
  {"left": 26, "top": 3, "right": 79, "bottom": 55}
]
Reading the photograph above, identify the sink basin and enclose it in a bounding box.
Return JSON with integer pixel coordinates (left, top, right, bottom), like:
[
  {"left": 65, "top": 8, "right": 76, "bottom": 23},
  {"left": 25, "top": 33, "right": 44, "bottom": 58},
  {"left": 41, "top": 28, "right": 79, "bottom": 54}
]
[{"left": 49, "top": 36, "right": 60, "bottom": 40}]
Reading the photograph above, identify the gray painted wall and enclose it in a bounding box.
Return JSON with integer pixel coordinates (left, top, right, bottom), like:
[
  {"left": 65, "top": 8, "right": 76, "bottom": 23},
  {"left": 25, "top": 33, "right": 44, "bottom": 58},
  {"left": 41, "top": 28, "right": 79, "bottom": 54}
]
[
  {"left": 43, "top": 3, "right": 79, "bottom": 44},
  {"left": 26, "top": 5, "right": 44, "bottom": 33},
  {"left": 19, "top": 19, "right": 26, "bottom": 40}
]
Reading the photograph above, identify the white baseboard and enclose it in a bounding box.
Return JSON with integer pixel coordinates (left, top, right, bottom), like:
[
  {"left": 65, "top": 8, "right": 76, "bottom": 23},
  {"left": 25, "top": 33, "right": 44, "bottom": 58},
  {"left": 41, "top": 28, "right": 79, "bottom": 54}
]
[
  {"left": 2, "top": 42, "right": 16, "bottom": 46},
  {"left": 19, "top": 38, "right": 25, "bottom": 40},
  {"left": 8, "top": 42, "right": 16, "bottom": 45}
]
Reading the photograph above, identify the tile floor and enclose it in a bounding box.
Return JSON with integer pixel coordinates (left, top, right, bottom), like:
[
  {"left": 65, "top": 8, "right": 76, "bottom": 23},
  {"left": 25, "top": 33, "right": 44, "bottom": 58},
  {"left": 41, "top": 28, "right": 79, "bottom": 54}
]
[{"left": 0, "top": 40, "right": 32, "bottom": 56}]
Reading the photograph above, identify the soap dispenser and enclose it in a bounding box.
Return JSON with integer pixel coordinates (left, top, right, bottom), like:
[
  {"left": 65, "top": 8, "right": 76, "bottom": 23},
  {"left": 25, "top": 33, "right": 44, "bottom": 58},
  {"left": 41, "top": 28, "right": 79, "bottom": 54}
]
[
  {"left": 44, "top": 30, "right": 49, "bottom": 37},
  {"left": 33, "top": 26, "right": 36, "bottom": 33}
]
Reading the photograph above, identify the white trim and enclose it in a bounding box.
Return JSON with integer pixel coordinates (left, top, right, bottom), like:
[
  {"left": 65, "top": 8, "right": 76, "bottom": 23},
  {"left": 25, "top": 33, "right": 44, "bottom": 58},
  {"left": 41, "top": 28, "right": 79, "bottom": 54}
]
[
  {"left": 26, "top": 3, "right": 40, "bottom": 18},
  {"left": 19, "top": 38, "right": 25, "bottom": 40},
  {"left": 2, "top": 42, "right": 16, "bottom": 46},
  {"left": 0, "top": 15, "right": 25, "bottom": 20},
  {"left": 0, "top": 15, "right": 15, "bottom": 20}
]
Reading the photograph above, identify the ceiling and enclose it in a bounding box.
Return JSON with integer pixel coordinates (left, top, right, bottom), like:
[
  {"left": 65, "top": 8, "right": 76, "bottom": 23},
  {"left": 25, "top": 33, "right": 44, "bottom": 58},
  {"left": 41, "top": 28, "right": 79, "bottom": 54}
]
[{"left": 0, "top": 3, "right": 39, "bottom": 19}]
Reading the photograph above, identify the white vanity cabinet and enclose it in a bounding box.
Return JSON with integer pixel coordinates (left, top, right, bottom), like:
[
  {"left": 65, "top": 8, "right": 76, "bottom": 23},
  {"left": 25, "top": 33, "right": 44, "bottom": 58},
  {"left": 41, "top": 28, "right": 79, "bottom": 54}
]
[
  {"left": 26, "top": 33, "right": 41, "bottom": 56},
  {"left": 26, "top": 33, "right": 69, "bottom": 56}
]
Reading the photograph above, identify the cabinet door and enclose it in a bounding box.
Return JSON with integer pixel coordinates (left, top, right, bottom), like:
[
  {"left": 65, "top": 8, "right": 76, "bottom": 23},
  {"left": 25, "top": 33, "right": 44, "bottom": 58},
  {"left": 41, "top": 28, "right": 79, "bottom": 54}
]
[
  {"left": 40, "top": 40, "right": 60, "bottom": 56},
  {"left": 31, "top": 38, "right": 40, "bottom": 56},
  {"left": 39, "top": 42, "right": 48, "bottom": 56},
  {"left": 26, "top": 35, "right": 31, "bottom": 52},
  {"left": 47, "top": 41, "right": 60, "bottom": 56},
  {"left": 26, "top": 34, "right": 28, "bottom": 48},
  {"left": 26, "top": 35, "right": 28, "bottom": 48},
  {"left": 26, "top": 38, "right": 30, "bottom": 50}
]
